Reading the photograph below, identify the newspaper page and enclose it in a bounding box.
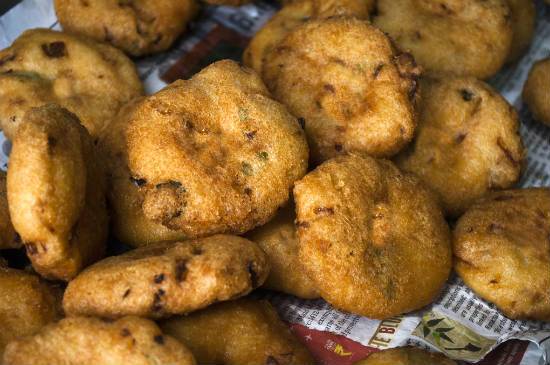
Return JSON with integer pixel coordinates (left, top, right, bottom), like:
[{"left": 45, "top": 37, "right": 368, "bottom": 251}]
[{"left": 1, "top": 1, "right": 550, "bottom": 364}]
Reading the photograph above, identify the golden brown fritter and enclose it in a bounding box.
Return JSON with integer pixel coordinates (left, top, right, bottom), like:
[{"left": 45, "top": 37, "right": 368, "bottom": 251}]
[
  {"left": 354, "top": 347, "right": 456, "bottom": 365},
  {"left": 3, "top": 316, "right": 196, "bottom": 365},
  {"left": 0, "top": 267, "right": 62, "bottom": 359},
  {"left": 294, "top": 155, "right": 451, "bottom": 319},
  {"left": 243, "top": 0, "right": 372, "bottom": 74},
  {"left": 523, "top": 58, "right": 550, "bottom": 126},
  {"left": 262, "top": 17, "right": 420, "bottom": 164},
  {"left": 0, "top": 171, "right": 19, "bottom": 249},
  {"left": 99, "top": 99, "right": 189, "bottom": 247},
  {"left": 0, "top": 28, "right": 143, "bottom": 139},
  {"left": 395, "top": 77, "right": 525, "bottom": 217},
  {"left": 7, "top": 105, "right": 108, "bottom": 281},
  {"left": 63, "top": 235, "right": 269, "bottom": 319},
  {"left": 203, "top": 0, "right": 251, "bottom": 5},
  {"left": 126, "top": 60, "right": 308, "bottom": 238},
  {"left": 506, "top": 0, "right": 535, "bottom": 62},
  {"left": 54, "top": 0, "right": 198, "bottom": 56},
  {"left": 246, "top": 204, "right": 319, "bottom": 299},
  {"left": 373, "top": 0, "right": 513, "bottom": 79},
  {"left": 161, "top": 299, "right": 315, "bottom": 365},
  {"left": 453, "top": 188, "right": 550, "bottom": 321}
]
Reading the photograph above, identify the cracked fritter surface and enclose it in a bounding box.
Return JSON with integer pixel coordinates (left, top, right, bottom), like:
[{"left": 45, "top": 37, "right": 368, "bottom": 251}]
[
  {"left": 246, "top": 204, "right": 319, "bottom": 299},
  {"left": 0, "top": 266, "right": 62, "bottom": 359},
  {"left": 54, "top": 0, "right": 198, "bottom": 56},
  {"left": 0, "top": 28, "right": 143, "bottom": 139},
  {"left": 506, "top": 0, "right": 535, "bottom": 62},
  {"left": 7, "top": 105, "right": 108, "bottom": 280},
  {"left": 354, "top": 347, "right": 456, "bottom": 365},
  {"left": 126, "top": 60, "right": 308, "bottom": 238},
  {"left": 161, "top": 299, "right": 315, "bottom": 365},
  {"left": 0, "top": 171, "right": 19, "bottom": 249},
  {"left": 523, "top": 58, "right": 550, "bottom": 126},
  {"left": 294, "top": 155, "right": 451, "bottom": 318},
  {"left": 262, "top": 17, "right": 420, "bottom": 163},
  {"left": 395, "top": 77, "right": 525, "bottom": 217},
  {"left": 453, "top": 188, "right": 550, "bottom": 321},
  {"left": 63, "top": 235, "right": 269, "bottom": 318},
  {"left": 373, "top": 0, "right": 513, "bottom": 79},
  {"left": 243, "top": 0, "right": 372, "bottom": 74},
  {"left": 3, "top": 316, "right": 196, "bottom": 365}
]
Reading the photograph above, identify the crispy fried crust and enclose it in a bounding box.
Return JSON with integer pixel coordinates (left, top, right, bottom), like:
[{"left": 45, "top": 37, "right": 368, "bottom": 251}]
[
  {"left": 0, "top": 267, "right": 62, "bottom": 359},
  {"left": 246, "top": 204, "right": 319, "bottom": 299},
  {"left": 506, "top": 0, "right": 535, "bottom": 62},
  {"left": 161, "top": 299, "right": 315, "bottom": 365},
  {"left": 243, "top": 0, "right": 372, "bottom": 74},
  {"left": 373, "top": 0, "right": 513, "bottom": 79},
  {"left": 354, "top": 347, "right": 456, "bottom": 365},
  {"left": 523, "top": 58, "right": 550, "bottom": 126},
  {"left": 54, "top": 0, "right": 198, "bottom": 56},
  {"left": 453, "top": 188, "right": 550, "bottom": 321},
  {"left": 3, "top": 316, "right": 196, "bottom": 365},
  {"left": 63, "top": 235, "right": 269, "bottom": 318},
  {"left": 7, "top": 105, "right": 108, "bottom": 280},
  {"left": 262, "top": 17, "right": 420, "bottom": 163},
  {"left": 395, "top": 77, "right": 525, "bottom": 217},
  {"left": 126, "top": 60, "right": 308, "bottom": 238},
  {"left": 0, "top": 171, "right": 19, "bottom": 249},
  {"left": 294, "top": 155, "right": 451, "bottom": 318},
  {"left": 0, "top": 28, "right": 143, "bottom": 139}
]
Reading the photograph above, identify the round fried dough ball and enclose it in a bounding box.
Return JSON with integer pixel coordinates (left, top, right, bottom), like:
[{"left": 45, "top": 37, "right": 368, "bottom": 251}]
[
  {"left": 0, "top": 171, "right": 19, "bottom": 249},
  {"left": 7, "top": 105, "right": 108, "bottom": 281},
  {"left": 243, "top": 0, "right": 371, "bottom": 74},
  {"left": 126, "top": 60, "right": 308, "bottom": 238},
  {"left": 0, "top": 29, "right": 143, "bottom": 139},
  {"left": 523, "top": 58, "right": 550, "bottom": 126},
  {"left": 246, "top": 204, "right": 319, "bottom": 299},
  {"left": 0, "top": 266, "right": 62, "bottom": 359},
  {"left": 99, "top": 98, "right": 188, "bottom": 247},
  {"left": 262, "top": 17, "right": 421, "bottom": 164},
  {"left": 373, "top": 0, "right": 513, "bottom": 79},
  {"left": 354, "top": 347, "right": 456, "bottom": 365},
  {"left": 506, "top": 0, "right": 535, "bottom": 62},
  {"left": 453, "top": 188, "right": 550, "bottom": 321},
  {"left": 294, "top": 155, "right": 452, "bottom": 318},
  {"left": 63, "top": 235, "right": 269, "bottom": 319},
  {"left": 161, "top": 299, "right": 315, "bottom": 365},
  {"left": 2, "top": 316, "right": 196, "bottom": 365},
  {"left": 395, "top": 77, "right": 525, "bottom": 217},
  {"left": 54, "top": 0, "right": 198, "bottom": 56}
]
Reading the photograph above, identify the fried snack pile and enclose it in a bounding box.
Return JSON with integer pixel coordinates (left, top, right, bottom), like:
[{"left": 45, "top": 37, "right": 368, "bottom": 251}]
[
  {"left": 0, "top": 29, "right": 143, "bottom": 138},
  {"left": 54, "top": 0, "right": 198, "bottom": 56},
  {"left": 161, "top": 299, "right": 315, "bottom": 365}
]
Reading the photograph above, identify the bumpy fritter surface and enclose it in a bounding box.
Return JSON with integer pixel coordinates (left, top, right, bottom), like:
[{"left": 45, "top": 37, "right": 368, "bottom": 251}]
[
  {"left": 453, "top": 188, "right": 550, "bottom": 321},
  {"left": 373, "top": 0, "right": 513, "bottom": 79},
  {"left": 3, "top": 316, "right": 196, "bottom": 365},
  {"left": 126, "top": 60, "right": 308, "bottom": 238},
  {"left": 506, "top": 0, "right": 535, "bottom": 62},
  {"left": 262, "top": 17, "right": 420, "bottom": 163},
  {"left": 246, "top": 204, "right": 319, "bottom": 299},
  {"left": 396, "top": 77, "right": 525, "bottom": 217},
  {"left": 354, "top": 347, "right": 456, "bottom": 365},
  {"left": 0, "top": 28, "right": 143, "bottom": 139},
  {"left": 0, "top": 172, "right": 19, "bottom": 249},
  {"left": 54, "top": 0, "right": 198, "bottom": 56},
  {"left": 63, "top": 235, "right": 269, "bottom": 318},
  {"left": 7, "top": 105, "right": 108, "bottom": 280},
  {"left": 523, "top": 58, "right": 550, "bottom": 126},
  {"left": 0, "top": 267, "right": 62, "bottom": 359},
  {"left": 161, "top": 299, "right": 315, "bottom": 365},
  {"left": 243, "top": 0, "right": 371, "bottom": 74},
  {"left": 294, "top": 155, "right": 451, "bottom": 318},
  {"left": 99, "top": 99, "right": 188, "bottom": 247}
]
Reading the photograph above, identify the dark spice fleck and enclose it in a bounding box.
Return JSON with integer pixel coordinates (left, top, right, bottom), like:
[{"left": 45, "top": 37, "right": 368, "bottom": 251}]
[
  {"left": 314, "top": 207, "right": 335, "bottom": 215},
  {"left": 460, "top": 89, "right": 474, "bottom": 102},
  {"left": 47, "top": 136, "right": 57, "bottom": 152},
  {"left": 175, "top": 259, "right": 188, "bottom": 282},
  {"left": 130, "top": 177, "right": 147, "bottom": 187},
  {"left": 245, "top": 130, "right": 257, "bottom": 140},
  {"left": 25, "top": 242, "right": 38, "bottom": 255},
  {"left": 151, "top": 289, "right": 165, "bottom": 312},
  {"left": 334, "top": 143, "right": 343, "bottom": 152},
  {"left": 323, "top": 84, "right": 335, "bottom": 93},
  {"left": 373, "top": 63, "right": 384, "bottom": 78},
  {"left": 296, "top": 221, "right": 310, "bottom": 229},
  {"left": 455, "top": 133, "right": 467, "bottom": 144},
  {"left": 297, "top": 117, "right": 306, "bottom": 129},
  {"left": 153, "top": 335, "right": 165, "bottom": 345},
  {"left": 248, "top": 261, "right": 259, "bottom": 288},
  {"left": 156, "top": 180, "right": 183, "bottom": 189},
  {"left": 242, "top": 162, "right": 253, "bottom": 176},
  {"left": 41, "top": 42, "right": 67, "bottom": 58},
  {"left": 121, "top": 328, "right": 131, "bottom": 337},
  {"left": 266, "top": 356, "right": 279, "bottom": 365},
  {"left": 244, "top": 187, "right": 253, "bottom": 196},
  {"left": 258, "top": 151, "right": 269, "bottom": 160},
  {"left": 122, "top": 288, "right": 131, "bottom": 298},
  {"left": 192, "top": 247, "right": 203, "bottom": 256},
  {"left": 153, "top": 273, "right": 165, "bottom": 284}
]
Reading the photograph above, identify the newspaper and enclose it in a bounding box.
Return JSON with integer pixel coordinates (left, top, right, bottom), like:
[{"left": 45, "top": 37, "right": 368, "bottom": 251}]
[{"left": 1, "top": 1, "right": 550, "bottom": 364}]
